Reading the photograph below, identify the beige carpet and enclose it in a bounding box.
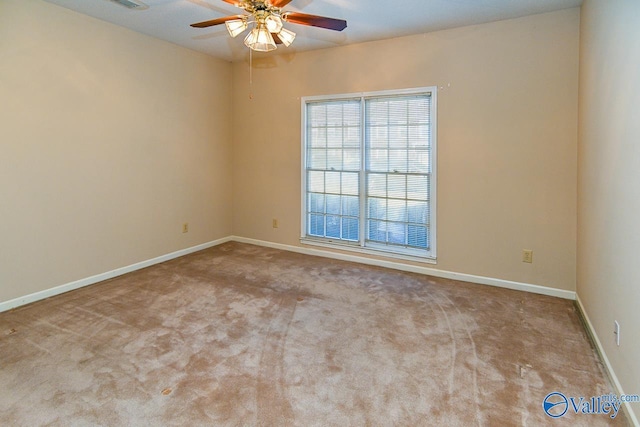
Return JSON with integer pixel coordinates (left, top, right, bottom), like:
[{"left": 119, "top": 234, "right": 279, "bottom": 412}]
[{"left": 0, "top": 242, "right": 628, "bottom": 426}]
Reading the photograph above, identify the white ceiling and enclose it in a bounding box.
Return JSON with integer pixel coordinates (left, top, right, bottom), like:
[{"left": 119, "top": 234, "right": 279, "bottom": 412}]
[{"left": 43, "top": 0, "right": 582, "bottom": 62}]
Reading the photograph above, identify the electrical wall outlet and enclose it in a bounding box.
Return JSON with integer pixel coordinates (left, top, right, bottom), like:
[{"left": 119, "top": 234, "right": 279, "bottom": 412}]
[
  {"left": 272, "top": 219, "right": 278, "bottom": 229},
  {"left": 182, "top": 223, "right": 189, "bottom": 233},
  {"left": 522, "top": 249, "right": 533, "bottom": 263},
  {"left": 614, "top": 320, "right": 620, "bottom": 346}
]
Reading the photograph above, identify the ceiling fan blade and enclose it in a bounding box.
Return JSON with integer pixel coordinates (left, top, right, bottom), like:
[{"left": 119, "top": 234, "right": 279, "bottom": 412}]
[
  {"left": 269, "top": 0, "right": 293, "bottom": 7},
  {"left": 221, "top": 0, "right": 243, "bottom": 6},
  {"left": 272, "top": 33, "right": 283, "bottom": 44},
  {"left": 282, "top": 12, "right": 347, "bottom": 31},
  {"left": 190, "top": 14, "right": 245, "bottom": 28}
]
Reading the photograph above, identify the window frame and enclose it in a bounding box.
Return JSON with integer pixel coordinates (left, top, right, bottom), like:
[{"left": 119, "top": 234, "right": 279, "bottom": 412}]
[{"left": 300, "top": 87, "right": 437, "bottom": 263}]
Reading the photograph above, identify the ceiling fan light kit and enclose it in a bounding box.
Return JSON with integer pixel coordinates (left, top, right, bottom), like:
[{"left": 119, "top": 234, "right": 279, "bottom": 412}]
[
  {"left": 225, "top": 18, "right": 248, "bottom": 37},
  {"left": 191, "top": 0, "right": 346, "bottom": 53},
  {"left": 265, "top": 14, "right": 283, "bottom": 33},
  {"left": 244, "top": 22, "right": 277, "bottom": 52},
  {"left": 276, "top": 27, "right": 296, "bottom": 47}
]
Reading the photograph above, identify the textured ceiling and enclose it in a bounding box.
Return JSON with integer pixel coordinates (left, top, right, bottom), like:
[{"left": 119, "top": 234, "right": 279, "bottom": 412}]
[{"left": 43, "top": 0, "right": 582, "bottom": 62}]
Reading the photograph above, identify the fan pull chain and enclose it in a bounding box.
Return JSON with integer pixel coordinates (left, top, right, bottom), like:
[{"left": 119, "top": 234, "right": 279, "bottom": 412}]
[{"left": 249, "top": 48, "right": 253, "bottom": 100}]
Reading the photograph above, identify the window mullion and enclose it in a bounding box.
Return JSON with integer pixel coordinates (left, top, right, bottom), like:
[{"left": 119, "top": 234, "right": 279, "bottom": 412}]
[{"left": 359, "top": 97, "right": 366, "bottom": 248}]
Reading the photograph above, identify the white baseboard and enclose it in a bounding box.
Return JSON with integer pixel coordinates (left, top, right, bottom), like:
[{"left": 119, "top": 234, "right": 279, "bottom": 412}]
[
  {"left": 575, "top": 295, "right": 639, "bottom": 426},
  {"left": 0, "top": 236, "right": 233, "bottom": 313},
  {"left": 0, "top": 234, "right": 575, "bottom": 314},
  {"left": 231, "top": 236, "right": 576, "bottom": 300}
]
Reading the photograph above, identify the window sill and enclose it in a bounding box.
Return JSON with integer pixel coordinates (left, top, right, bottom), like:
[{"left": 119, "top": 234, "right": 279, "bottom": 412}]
[{"left": 300, "top": 237, "right": 437, "bottom": 265}]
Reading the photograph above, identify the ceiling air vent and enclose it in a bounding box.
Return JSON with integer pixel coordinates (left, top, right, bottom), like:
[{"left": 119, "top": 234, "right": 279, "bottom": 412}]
[{"left": 110, "top": 0, "right": 149, "bottom": 10}]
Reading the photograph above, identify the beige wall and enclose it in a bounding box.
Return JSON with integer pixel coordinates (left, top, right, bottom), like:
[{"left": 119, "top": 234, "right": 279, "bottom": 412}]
[
  {"left": 232, "top": 9, "right": 580, "bottom": 291},
  {"left": 578, "top": 0, "right": 640, "bottom": 419},
  {"left": 0, "top": 0, "right": 233, "bottom": 303}
]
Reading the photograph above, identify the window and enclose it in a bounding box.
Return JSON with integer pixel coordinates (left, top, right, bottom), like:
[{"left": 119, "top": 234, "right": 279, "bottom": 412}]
[{"left": 301, "top": 87, "right": 437, "bottom": 261}]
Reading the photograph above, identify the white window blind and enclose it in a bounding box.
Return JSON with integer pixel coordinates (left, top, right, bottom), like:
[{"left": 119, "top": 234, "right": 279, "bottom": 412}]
[
  {"left": 365, "top": 95, "right": 432, "bottom": 251},
  {"left": 306, "top": 100, "right": 361, "bottom": 241},
  {"left": 302, "top": 88, "right": 436, "bottom": 260}
]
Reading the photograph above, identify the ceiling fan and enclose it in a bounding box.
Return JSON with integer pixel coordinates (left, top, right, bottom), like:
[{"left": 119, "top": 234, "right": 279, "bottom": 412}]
[{"left": 190, "top": 0, "right": 347, "bottom": 52}]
